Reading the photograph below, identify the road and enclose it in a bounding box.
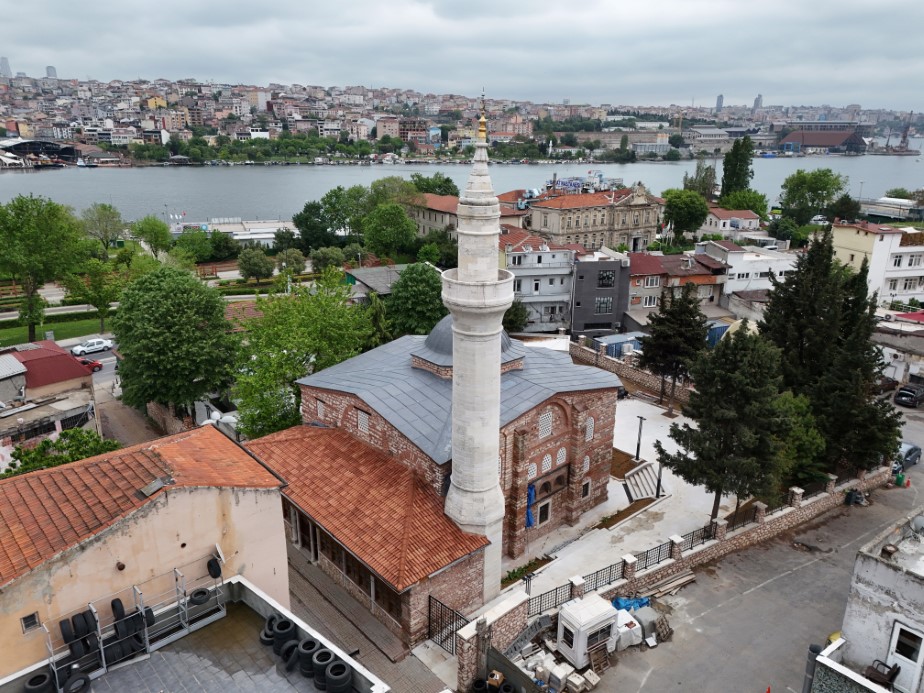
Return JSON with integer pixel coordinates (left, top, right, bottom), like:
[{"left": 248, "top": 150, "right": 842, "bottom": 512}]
[{"left": 605, "top": 403, "right": 923, "bottom": 693}]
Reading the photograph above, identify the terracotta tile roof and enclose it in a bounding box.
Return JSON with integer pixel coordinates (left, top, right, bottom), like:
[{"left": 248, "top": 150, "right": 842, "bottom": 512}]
[
  {"left": 498, "top": 225, "right": 570, "bottom": 252},
  {"left": 529, "top": 190, "right": 630, "bottom": 210},
  {"left": 627, "top": 252, "right": 665, "bottom": 276},
  {"left": 0, "top": 425, "right": 280, "bottom": 588},
  {"left": 708, "top": 206, "right": 760, "bottom": 221},
  {"left": 500, "top": 208, "right": 529, "bottom": 217},
  {"left": 422, "top": 193, "right": 459, "bottom": 215},
  {"left": 833, "top": 221, "right": 902, "bottom": 235},
  {"left": 713, "top": 240, "right": 746, "bottom": 251},
  {"left": 225, "top": 300, "right": 263, "bottom": 332},
  {"left": 245, "top": 426, "right": 488, "bottom": 592},
  {"left": 11, "top": 341, "right": 92, "bottom": 388}
]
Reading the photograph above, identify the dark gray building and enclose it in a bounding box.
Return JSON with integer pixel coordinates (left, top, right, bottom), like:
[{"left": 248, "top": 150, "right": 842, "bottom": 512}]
[{"left": 570, "top": 247, "right": 631, "bottom": 338}]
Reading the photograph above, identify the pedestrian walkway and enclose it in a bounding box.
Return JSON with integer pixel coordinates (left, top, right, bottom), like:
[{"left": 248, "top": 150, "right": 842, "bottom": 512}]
[{"left": 286, "top": 546, "right": 447, "bottom": 693}]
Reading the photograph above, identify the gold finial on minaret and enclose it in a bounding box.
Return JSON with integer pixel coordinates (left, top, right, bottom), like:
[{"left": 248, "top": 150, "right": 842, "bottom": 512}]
[{"left": 478, "top": 89, "right": 487, "bottom": 141}]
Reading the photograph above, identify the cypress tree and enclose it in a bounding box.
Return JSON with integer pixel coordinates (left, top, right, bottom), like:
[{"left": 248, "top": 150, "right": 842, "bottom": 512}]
[{"left": 720, "top": 136, "right": 754, "bottom": 197}]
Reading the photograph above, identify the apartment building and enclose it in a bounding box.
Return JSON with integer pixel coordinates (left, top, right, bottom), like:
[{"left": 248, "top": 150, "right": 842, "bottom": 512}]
[
  {"left": 830, "top": 221, "right": 924, "bottom": 304},
  {"left": 571, "top": 247, "right": 631, "bottom": 337}
]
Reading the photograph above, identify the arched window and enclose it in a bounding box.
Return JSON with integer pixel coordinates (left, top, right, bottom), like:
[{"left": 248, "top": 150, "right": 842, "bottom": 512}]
[
  {"left": 542, "top": 454, "right": 553, "bottom": 474},
  {"left": 585, "top": 417, "right": 595, "bottom": 441},
  {"left": 527, "top": 463, "right": 537, "bottom": 480},
  {"left": 556, "top": 448, "right": 566, "bottom": 466},
  {"left": 539, "top": 411, "right": 553, "bottom": 438},
  {"left": 555, "top": 474, "right": 566, "bottom": 487},
  {"left": 541, "top": 482, "right": 552, "bottom": 495},
  {"left": 582, "top": 455, "right": 590, "bottom": 473}
]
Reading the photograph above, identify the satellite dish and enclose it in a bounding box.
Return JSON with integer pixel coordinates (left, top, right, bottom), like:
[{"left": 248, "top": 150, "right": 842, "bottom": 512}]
[{"left": 210, "top": 410, "right": 221, "bottom": 421}]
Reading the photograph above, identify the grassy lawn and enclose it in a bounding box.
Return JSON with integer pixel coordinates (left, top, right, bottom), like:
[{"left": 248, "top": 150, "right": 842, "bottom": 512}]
[{"left": 0, "top": 318, "right": 104, "bottom": 346}]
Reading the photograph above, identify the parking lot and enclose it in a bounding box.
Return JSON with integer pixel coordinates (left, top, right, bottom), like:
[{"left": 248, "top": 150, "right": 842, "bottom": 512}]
[{"left": 605, "top": 402, "right": 923, "bottom": 692}]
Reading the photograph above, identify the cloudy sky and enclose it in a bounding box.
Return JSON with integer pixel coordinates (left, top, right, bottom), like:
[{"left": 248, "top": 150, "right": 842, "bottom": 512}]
[{"left": 5, "top": 0, "right": 923, "bottom": 111}]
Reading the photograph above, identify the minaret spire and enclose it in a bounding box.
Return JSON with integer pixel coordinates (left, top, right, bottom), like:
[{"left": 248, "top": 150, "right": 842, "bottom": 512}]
[{"left": 442, "top": 97, "right": 513, "bottom": 602}]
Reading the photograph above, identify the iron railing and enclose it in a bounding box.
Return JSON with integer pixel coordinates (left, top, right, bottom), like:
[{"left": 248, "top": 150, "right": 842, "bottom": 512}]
[
  {"left": 802, "top": 479, "right": 828, "bottom": 500},
  {"left": 428, "top": 596, "right": 469, "bottom": 655},
  {"left": 527, "top": 583, "right": 573, "bottom": 617},
  {"left": 680, "top": 521, "right": 716, "bottom": 552},
  {"left": 583, "top": 561, "right": 625, "bottom": 592},
  {"left": 634, "top": 541, "right": 672, "bottom": 571},
  {"left": 728, "top": 506, "right": 759, "bottom": 532}
]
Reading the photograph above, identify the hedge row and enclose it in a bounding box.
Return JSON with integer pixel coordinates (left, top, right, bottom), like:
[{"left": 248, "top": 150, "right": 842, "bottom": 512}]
[{"left": 0, "top": 309, "right": 109, "bottom": 331}]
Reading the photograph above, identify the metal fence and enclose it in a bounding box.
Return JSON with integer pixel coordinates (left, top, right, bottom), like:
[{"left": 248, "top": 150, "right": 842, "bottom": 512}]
[
  {"left": 527, "top": 582, "right": 573, "bottom": 617},
  {"left": 428, "top": 596, "right": 469, "bottom": 655},
  {"left": 634, "top": 540, "right": 672, "bottom": 571},
  {"left": 680, "top": 521, "right": 716, "bottom": 552},
  {"left": 802, "top": 479, "right": 829, "bottom": 500},
  {"left": 835, "top": 468, "right": 855, "bottom": 486},
  {"left": 583, "top": 561, "right": 625, "bottom": 592},
  {"left": 728, "top": 506, "right": 759, "bottom": 532}
]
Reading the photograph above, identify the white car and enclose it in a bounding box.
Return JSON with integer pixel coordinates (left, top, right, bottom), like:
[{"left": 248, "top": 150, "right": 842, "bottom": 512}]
[{"left": 70, "top": 338, "right": 113, "bottom": 356}]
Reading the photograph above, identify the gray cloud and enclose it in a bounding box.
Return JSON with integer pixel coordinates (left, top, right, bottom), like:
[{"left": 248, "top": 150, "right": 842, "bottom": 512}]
[{"left": 4, "top": 0, "right": 922, "bottom": 110}]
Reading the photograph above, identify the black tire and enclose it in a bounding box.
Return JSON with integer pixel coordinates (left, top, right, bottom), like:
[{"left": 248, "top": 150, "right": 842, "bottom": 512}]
[
  {"left": 259, "top": 628, "right": 274, "bottom": 646},
  {"left": 312, "top": 649, "right": 335, "bottom": 690},
  {"left": 92, "top": 365, "right": 101, "bottom": 372},
  {"left": 131, "top": 632, "right": 146, "bottom": 652},
  {"left": 114, "top": 615, "right": 131, "bottom": 641},
  {"left": 60, "top": 672, "right": 92, "bottom": 692},
  {"left": 104, "top": 345, "right": 111, "bottom": 351},
  {"left": 265, "top": 613, "right": 280, "bottom": 633},
  {"left": 472, "top": 680, "right": 488, "bottom": 692},
  {"left": 298, "top": 637, "right": 321, "bottom": 669},
  {"left": 84, "top": 633, "right": 100, "bottom": 653},
  {"left": 144, "top": 607, "right": 156, "bottom": 628},
  {"left": 71, "top": 612, "right": 88, "bottom": 638},
  {"left": 300, "top": 662, "right": 314, "bottom": 678},
  {"left": 499, "top": 683, "right": 515, "bottom": 693},
  {"left": 326, "top": 661, "right": 352, "bottom": 693},
  {"left": 67, "top": 638, "right": 86, "bottom": 660},
  {"left": 207, "top": 557, "right": 222, "bottom": 579},
  {"left": 284, "top": 641, "right": 300, "bottom": 672},
  {"left": 59, "top": 618, "right": 76, "bottom": 644},
  {"left": 82, "top": 609, "right": 97, "bottom": 635},
  {"left": 111, "top": 598, "right": 126, "bottom": 621},
  {"left": 189, "top": 587, "right": 210, "bottom": 606},
  {"left": 280, "top": 639, "right": 298, "bottom": 661},
  {"left": 23, "top": 671, "right": 53, "bottom": 693},
  {"left": 272, "top": 618, "right": 296, "bottom": 655}
]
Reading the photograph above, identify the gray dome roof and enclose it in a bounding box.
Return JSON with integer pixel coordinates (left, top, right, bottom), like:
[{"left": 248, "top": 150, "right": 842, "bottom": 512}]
[{"left": 411, "top": 315, "right": 524, "bottom": 367}]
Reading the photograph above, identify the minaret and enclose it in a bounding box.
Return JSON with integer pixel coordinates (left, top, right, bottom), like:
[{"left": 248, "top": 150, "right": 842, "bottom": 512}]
[{"left": 442, "top": 100, "right": 513, "bottom": 602}]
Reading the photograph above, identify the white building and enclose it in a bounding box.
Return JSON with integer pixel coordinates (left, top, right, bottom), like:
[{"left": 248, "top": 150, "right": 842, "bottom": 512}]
[
  {"left": 500, "top": 226, "right": 575, "bottom": 333},
  {"left": 830, "top": 221, "right": 924, "bottom": 304},
  {"left": 698, "top": 206, "right": 761, "bottom": 238},
  {"left": 697, "top": 240, "right": 795, "bottom": 295}
]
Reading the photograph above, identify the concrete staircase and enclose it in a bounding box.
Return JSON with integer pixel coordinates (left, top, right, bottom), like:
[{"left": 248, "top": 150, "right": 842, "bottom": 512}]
[{"left": 623, "top": 461, "right": 665, "bottom": 502}]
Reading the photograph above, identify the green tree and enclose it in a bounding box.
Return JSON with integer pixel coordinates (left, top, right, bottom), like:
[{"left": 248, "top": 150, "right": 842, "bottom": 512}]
[
  {"left": 131, "top": 215, "right": 173, "bottom": 259},
  {"left": 364, "top": 291, "right": 392, "bottom": 348},
  {"left": 719, "top": 136, "right": 754, "bottom": 197},
  {"left": 3, "top": 429, "right": 120, "bottom": 479},
  {"left": 503, "top": 299, "right": 530, "bottom": 333},
  {"left": 885, "top": 187, "right": 914, "bottom": 199},
  {"left": 209, "top": 231, "right": 239, "bottom": 261},
  {"left": 368, "top": 176, "right": 424, "bottom": 208},
  {"left": 655, "top": 326, "right": 788, "bottom": 521},
  {"left": 292, "top": 201, "right": 337, "bottom": 252},
  {"left": 387, "top": 263, "right": 447, "bottom": 336},
  {"left": 668, "top": 134, "right": 684, "bottom": 148},
  {"left": 238, "top": 247, "right": 275, "bottom": 281},
  {"left": 416, "top": 229, "right": 458, "bottom": 268},
  {"left": 638, "top": 283, "right": 709, "bottom": 414},
  {"left": 321, "top": 185, "right": 369, "bottom": 236},
  {"left": 64, "top": 259, "right": 124, "bottom": 332},
  {"left": 273, "top": 227, "right": 298, "bottom": 252},
  {"left": 417, "top": 242, "right": 441, "bottom": 265},
  {"left": 779, "top": 168, "right": 847, "bottom": 226},
  {"left": 113, "top": 266, "right": 237, "bottom": 413},
  {"left": 719, "top": 189, "right": 769, "bottom": 219},
  {"left": 362, "top": 203, "right": 417, "bottom": 257},
  {"left": 174, "top": 229, "right": 213, "bottom": 263},
  {"left": 310, "top": 246, "right": 345, "bottom": 273},
  {"left": 663, "top": 149, "right": 682, "bottom": 162},
  {"left": 410, "top": 172, "right": 460, "bottom": 196},
  {"left": 682, "top": 158, "right": 717, "bottom": 199},
  {"left": 81, "top": 202, "right": 125, "bottom": 252},
  {"left": 276, "top": 248, "right": 306, "bottom": 273},
  {"left": 234, "top": 269, "right": 371, "bottom": 438},
  {"left": 825, "top": 193, "right": 861, "bottom": 222},
  {"left": 0, "top": 195, "right": 87, "bottom": 341},
  {"left": 342, "top": 242, "right": 367, "bottom": 267},
  {"left": 662, "top": 189, "right": 710, "bottom": 236}
]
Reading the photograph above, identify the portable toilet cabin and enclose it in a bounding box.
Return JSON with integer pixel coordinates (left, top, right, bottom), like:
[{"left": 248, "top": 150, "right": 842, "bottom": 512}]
[
  {"left": 593, "top": 331, "right": 646, "bottom": 358},
  {"left": 557, "top": 594, "right": 619, "bottom": 669}
]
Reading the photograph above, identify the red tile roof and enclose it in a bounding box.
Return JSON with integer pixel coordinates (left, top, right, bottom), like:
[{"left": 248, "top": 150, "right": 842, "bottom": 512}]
[
  {"left": 627, "top": 252, "right": 665, "bottom": 276},
  {"left": 708, "top": 206, "right": 759, "bottom": 221},
  {"left": 833, "top": 221, "right": 902, "bottom": 235},
  {"left": 529, "top": 190, "right": 632, "bottom": 210},
  {"left": 422, "top": 193, "right": 459, "bottom": 215},
  {"left": 499, "top": 226, "right": 570, "bottom": 252},
  {"left": 712, "top": 240, "right": 746, "bottom": 251},
  {"left": 246, "top": 426, "right": 488, "bottom": 592},
  {"left": 11, "top": 341, "right": 92, "bottom": 388},
  {"left": 0, "top": 425, "right": 280, "bottom": 587}
]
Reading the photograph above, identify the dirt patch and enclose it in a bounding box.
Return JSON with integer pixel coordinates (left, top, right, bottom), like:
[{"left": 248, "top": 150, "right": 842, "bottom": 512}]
[
  {"left": 595, "top": 498, "right": 656, "bottom": 530},
  {"left": 611, "top": 448, "right": 639, "bottom": 479}
]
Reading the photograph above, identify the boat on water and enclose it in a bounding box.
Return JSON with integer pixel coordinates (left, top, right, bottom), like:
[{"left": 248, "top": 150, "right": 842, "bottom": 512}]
[{"left": 76, "top": 158, "right": 98, "bottom": 168}]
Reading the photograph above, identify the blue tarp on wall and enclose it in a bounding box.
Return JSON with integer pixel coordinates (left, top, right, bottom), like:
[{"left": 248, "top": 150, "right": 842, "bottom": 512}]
[{"left": 526, "top": 484, "right": 536, "bottom": 527}]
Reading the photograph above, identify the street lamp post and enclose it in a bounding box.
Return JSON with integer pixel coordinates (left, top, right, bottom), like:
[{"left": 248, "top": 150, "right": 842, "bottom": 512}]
[
  {"left": 859, "top": 181, "right": 865, "bottom": 202},
  {"left": 635, "top": 415, "right": 646, "bottom": 462}
]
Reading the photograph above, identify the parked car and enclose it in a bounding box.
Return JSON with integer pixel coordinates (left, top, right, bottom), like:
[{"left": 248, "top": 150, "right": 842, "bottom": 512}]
[
  {"left": 894, "top": 384, "right": 924, "bottom": 408},
  {"left": 76, "top": 357, "right": 103, "bottom": 372},
  {"left": 893, "top": 442, "right": 922, "bottom": 473},
  {"left": 873, "top": 376, "right": 899, "bottom": 395},
  {"left": 70, "top": 338, "right": 113, "bottom": 356}
]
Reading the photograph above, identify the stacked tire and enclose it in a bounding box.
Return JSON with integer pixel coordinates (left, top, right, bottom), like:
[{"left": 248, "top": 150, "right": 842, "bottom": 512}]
[
  {"left": 324, "top": 659, "right": 353, "bottom": 693},
  {"left": 297, "top": 637, "right": 320, "bottom": 678},
  {"left": 272, "top": 618, "right": 296, "bottom": 656}
]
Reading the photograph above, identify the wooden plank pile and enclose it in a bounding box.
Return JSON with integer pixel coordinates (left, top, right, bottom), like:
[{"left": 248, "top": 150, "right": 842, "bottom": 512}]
[{"left": 643, "top": 569, "right": 696, "bottom": 598}]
